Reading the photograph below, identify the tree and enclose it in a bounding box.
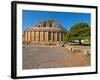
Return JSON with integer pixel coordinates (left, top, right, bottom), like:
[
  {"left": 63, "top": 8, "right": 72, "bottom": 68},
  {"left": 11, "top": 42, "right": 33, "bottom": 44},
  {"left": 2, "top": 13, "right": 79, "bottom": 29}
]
[
  {"left": 67, "top": 22, "right": 91, "bottom": 45},
  {"left": 64, "top": 30, "right": 68, "bottom": 41}
]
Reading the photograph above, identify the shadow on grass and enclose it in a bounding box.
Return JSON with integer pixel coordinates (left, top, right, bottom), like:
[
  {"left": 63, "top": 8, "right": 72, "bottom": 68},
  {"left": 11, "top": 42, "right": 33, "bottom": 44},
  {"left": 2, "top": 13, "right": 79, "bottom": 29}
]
[{"left": 66, "top": 42, "right": 90, "bottom": 46}]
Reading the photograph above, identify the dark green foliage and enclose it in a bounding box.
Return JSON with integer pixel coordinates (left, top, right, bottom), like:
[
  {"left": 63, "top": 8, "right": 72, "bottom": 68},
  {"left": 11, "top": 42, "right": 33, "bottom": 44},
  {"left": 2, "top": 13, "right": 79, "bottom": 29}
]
[
  {"left": 64, "top": 30, "right": 68, "bottom": 41},
  {"left": 65, "top": 22, "right": 91, "bottom": 44}
]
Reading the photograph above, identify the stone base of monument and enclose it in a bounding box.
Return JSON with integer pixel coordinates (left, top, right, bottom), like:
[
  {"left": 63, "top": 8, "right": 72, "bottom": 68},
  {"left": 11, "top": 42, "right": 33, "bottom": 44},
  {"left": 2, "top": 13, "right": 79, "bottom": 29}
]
[{"left": 23, "top": 41, "right": 65, "bottom": 47}]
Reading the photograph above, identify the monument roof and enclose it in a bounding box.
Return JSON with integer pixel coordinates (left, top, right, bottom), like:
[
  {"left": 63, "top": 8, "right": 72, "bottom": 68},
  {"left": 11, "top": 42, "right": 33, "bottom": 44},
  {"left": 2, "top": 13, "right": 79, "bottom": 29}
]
[{"left": 25, "top": 19, "right": 66, "bottom": 31}]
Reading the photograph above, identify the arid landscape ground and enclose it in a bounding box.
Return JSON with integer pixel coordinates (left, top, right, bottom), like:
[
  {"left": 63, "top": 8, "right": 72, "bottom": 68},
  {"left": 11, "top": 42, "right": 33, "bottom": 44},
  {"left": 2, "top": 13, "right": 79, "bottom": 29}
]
[{"left": 23, "top": 43, "right": 90, "bottom": 69}]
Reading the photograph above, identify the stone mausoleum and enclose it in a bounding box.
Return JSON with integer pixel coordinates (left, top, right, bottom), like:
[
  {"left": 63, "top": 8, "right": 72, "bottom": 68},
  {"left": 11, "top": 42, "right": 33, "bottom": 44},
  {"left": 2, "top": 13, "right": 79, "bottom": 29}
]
[{"left": 23, "top": 19, "right": 66, "bottom": 45}]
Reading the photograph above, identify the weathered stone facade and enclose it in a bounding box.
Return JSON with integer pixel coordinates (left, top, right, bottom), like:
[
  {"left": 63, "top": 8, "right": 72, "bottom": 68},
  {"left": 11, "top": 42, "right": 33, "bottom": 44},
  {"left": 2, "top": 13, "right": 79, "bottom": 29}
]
[{"left": 23, "top": 19, "right": 66, "bottom": 44}]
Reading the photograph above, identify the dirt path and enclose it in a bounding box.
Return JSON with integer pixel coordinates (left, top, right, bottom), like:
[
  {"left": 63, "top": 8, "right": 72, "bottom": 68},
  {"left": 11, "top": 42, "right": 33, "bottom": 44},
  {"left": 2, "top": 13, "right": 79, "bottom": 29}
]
[
  {"left": 23, "top": 45, "right": 90, "bottom": 69},
  {"left": 64, "top": 52, "right": 89, "bottom": 67}
]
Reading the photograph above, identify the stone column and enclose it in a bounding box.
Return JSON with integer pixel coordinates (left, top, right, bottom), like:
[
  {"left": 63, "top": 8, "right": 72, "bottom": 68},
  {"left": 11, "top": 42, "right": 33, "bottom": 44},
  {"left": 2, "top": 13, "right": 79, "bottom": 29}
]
[
  {"left": 55, "top": 32, "right": 58, "bottom": 41},
  {"left": 30, "top": 31, "right": 32, "bottom": 42},
  {"left": 44, "top": 32, "right": 46, "bottom": 42},
  {"left": 57, "top": 32, "right": 59, "bottom": 41},
  {"left": 51, "top": 32, "right": 54, "bottom": 41},
  {"left": 35, "top": 31, "right": 37, "bottom": 41},
  {"left": 44, "top": 31, "right": 48, "bottom": 42},
  {"left": 47, "top": 32, "right": 49, "bottom": 41},
  {"left": 59, "top": 32, "right": 61, "bottom": 41},
  {"left": 38, "top": 31, "right": 40, "bottom": 41},
  {"left": 40, "top": 31, "right": 44, "bottom": 42},
  {"left": 27, "top": 31, "right": 31, "bottom": 42},
  {"left": 53, "top": 32, "right": 55, "bottom": 41},
  {"left": 48, "top": 32, "right": 51, "bottom": 41},
  {"left": 34, "top": 31, "right": 35, "bottom": 41},
  {"left": 36, "top": 31, "right": 39, "bottom": 42},
  {"left": 43, "top": 31, "right": 45, "bottom": 41},
  {"left": 40, "top": 31, "right": 42, "bottom": 41},
  {"left": 31, "top": 31, "right": 35, "bottom": 41}
]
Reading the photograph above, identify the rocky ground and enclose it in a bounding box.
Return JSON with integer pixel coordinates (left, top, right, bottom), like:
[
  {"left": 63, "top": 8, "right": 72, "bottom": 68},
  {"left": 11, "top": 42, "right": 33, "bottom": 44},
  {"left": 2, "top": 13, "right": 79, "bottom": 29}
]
[{"left": 22, "top": 44, "right": 90, "bottom": 69}]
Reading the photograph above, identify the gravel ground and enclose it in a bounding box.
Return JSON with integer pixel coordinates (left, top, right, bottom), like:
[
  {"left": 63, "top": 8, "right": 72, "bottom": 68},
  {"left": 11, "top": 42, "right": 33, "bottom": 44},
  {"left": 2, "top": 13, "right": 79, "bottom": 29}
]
[{"left": 23, "top": 44, "right": 90, "bottom": 69}]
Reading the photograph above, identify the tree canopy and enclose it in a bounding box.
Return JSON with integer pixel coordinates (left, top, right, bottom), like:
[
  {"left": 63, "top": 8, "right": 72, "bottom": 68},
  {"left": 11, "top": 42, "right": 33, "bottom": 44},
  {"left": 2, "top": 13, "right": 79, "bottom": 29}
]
[{"left": 65, "top": 22, "right": 91, "bottom": 44}]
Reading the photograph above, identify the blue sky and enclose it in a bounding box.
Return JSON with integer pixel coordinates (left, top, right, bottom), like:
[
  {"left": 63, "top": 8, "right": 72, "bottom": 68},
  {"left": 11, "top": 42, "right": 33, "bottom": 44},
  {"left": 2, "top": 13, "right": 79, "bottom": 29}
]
[{"left": 22, "top": 10, "right": 91, "bottom": 31}]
